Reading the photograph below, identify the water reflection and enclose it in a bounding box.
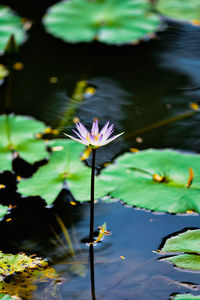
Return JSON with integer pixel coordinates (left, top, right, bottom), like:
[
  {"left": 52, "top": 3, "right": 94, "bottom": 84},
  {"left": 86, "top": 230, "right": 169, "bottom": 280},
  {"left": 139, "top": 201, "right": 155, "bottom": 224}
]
[{"left": 89, "top": 244, "right": 96, "bottom": 300}]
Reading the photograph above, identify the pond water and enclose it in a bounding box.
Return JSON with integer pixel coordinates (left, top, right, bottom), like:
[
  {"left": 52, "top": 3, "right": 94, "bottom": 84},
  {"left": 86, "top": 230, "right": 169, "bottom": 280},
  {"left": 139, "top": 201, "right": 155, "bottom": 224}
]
[{"left": 0, "top": 1, "right": 200, "bottom": 299}]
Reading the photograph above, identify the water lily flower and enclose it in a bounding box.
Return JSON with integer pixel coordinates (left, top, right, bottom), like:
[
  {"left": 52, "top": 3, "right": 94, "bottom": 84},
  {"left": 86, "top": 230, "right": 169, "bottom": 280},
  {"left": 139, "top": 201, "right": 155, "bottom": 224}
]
[{"left": 64, "top": 119, "right": 124, "bottom": 149}]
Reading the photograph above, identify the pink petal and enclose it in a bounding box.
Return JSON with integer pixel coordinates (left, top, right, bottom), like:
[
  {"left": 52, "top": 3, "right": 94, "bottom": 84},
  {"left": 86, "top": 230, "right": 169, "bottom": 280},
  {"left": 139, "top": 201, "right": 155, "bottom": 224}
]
[
  {"left": 100, "top": 121, "right": 109, "bottom": 135},
  {"left": 91, "top": 119, "right": 99, "bottom": 135},
  {"left": 72, "top": 129, "right": 88, "bottom": 143},
  {"left": 101, "top": 132, "right": 124, "bottom": 146},
  {"left": 76, "top": 122, "right": 88, "bottom": 138},
  {"left": 63, "top": 133, "right": 89, "bottom": 145}
]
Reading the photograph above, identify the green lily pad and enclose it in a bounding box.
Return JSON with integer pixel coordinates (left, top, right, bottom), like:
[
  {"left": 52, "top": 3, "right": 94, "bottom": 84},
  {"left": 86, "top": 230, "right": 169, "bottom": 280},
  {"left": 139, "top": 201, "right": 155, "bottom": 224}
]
[
  {"left": 156, "top": 0, "right": 200, "bottom": 22},
  {"left": 161, "top": 229, "right": 200, "bottom": 271},
  {"left": 0, "top": 294, "right": 13, "bottom": 300},
  {"left": 0, "top": 205, "right": 9, "bottom": 219},
  {"left": 0, "top": 5, "right": 25, "bottom": 53},
  {"left": 18, "top": 139, "right": 108, "bottom": 205},
  {"left": 0, "top": 115, "right": 47, "bottom": 172},
  {"left": 97, "top": 149, "right": 200, "bottom": 213},
  {"left": 43, "top": 0, "right": 160, "bottom": 44},
  {"left": 172, "top": 294, "right": 200, "bottom": 300}
]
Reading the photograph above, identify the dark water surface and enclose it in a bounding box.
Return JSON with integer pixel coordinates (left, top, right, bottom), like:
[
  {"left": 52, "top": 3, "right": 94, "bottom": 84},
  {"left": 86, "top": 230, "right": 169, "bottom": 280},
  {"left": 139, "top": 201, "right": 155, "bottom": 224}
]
[{"left": 0, "top": 1, "right": 200, "bottom": 299}]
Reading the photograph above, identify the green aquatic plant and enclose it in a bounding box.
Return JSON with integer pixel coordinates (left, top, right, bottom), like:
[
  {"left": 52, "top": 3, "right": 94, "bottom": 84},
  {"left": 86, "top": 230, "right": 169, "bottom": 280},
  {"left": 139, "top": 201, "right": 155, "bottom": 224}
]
[
  {"left": 43, "top": 0, "right": 160, "bottom": 45},
  {"left": 0, "top": 5, "right": 25, "bottom": 53},
  {"left": 97, "top": 149, "right": 200, "bottom": 213},
  {"left": 159, "top": 229, "right": 200, "bottom": 271},
  {"left": 0, "top": 115, "right": 48, "bottom": 172},
  {"left": 156, "top": 0, "right": 200, "bottom": 23},
  {"left": 18, "top": 139, "right": 109, "bottom": 205},
  {"left": 172, "top": 294, "right": 200, "bottom": 300}
]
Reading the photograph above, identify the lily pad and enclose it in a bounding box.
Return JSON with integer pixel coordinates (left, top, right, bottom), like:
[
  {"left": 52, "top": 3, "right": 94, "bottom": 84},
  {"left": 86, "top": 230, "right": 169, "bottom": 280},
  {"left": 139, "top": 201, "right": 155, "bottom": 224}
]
[
  {"left": 0, "top": 5, "right": 25, "bottom": 53},
  {"left": 0, "top": 294, "right": 13, "bottom": 300},
  {"left": 160, "top": 229, "right": 200, "bottom": 271},
  {"left": 0, "top": 205, "right": 9, "bottom": 219},
  {"left": 156, "top": 0, "right": 200, "bottom": 22},
  {"left": 97, "top": 149, "right": 200, "bottom": 213},
  {"left": 43, "top": 0, "right": 160, "bottom": 44},
  {"left": 0, "top": 115, "right": 47, "bottom": 172},
  {"left": 18, "top": 139, "right": 108, "bottom": 205},
  {"left": 172, "top": 294, "right": 200, "bottom": 300}
]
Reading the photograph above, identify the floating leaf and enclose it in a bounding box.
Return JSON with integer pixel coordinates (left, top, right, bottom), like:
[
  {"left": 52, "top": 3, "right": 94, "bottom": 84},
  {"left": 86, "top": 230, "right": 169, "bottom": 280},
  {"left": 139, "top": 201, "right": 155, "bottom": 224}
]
[
  {"left": 43, "top": 0, "right": 160, "bottom": 44},
  {"left": 172, "top": 294, "right": 200, "bottom": 300},
  {"left": 18, "top": 139, "right": 108, "bottom": 205},
  {"left": 0, "top": 6, "right": 25, "bottom": 53},
  {"left": 97, "top": 149, "right": 200, "bottom": 213},
  {"left": 0, "top": 294, "right": 14, "bottom": 300},
  {"left": 160, "top": 229, "right": 200, "bottom": 271},
  {"left": 0, "top": 205, "right": 9, "bottom": 219},
  {"left": 0, "top": 252, "right": 48, "bottom": 278},
  {"left": 156, "top": 0, "right": 200, "bottom": 22},
  {"left": 0, "top": 115, "right": 47, "bottom": 172}
]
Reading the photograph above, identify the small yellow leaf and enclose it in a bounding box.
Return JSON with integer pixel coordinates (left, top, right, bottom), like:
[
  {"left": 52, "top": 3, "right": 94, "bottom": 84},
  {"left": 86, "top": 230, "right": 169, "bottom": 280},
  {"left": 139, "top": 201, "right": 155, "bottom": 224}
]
[
  {"left": 70, "top": 201, "right": 76, "bottom": 206},
  {"left": 0, "top": 184, "right": 5, "bottom": 189},
  {"left": 36, "top": 133, "right": 42, "bottom": 138},
  {"left": 130, "top": 148, "right": 139, "bottom": 153},
  {"left": 153, "top": 173, "right": 165, "bottom": 183},
  {"left": 187, "top": 167, "right": 194, "bottom": 188},
  {"left": 191, "top": 20, "right": 200, "bottom": 26},
  {"left": 190, "top": 102, "right": 199, "bottom": 110},
  {"left": 17, "top": 176, "right": 21, "bottom": 181},
  {"left": 103, "top": 162, "right": 110, "bottom": 167},
  {"left": 44, "top": 127, "right": 52, "bottom": 134},
  {"left": 187, "top": 210, "right": 195, "bottom": 214},
  {"left": 6, "top": 218, "right": 12, "bottom": 222},
  {"left": 120, "top": 256, "right": 125, "bottom": 260},
  {"left": 49, "top": 76, "right": 58, "bottom": 84},
  {"left": 13, "top": 62, "right": 24, "bottom": 70},
  {"left": 73, "top": 117, "right": 80, "bottom": 124}
]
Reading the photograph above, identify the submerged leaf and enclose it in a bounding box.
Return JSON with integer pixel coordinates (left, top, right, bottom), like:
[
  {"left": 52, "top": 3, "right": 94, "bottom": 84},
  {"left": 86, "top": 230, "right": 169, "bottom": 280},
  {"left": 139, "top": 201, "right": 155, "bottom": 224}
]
[
  {"left": 0, "top": 265, "right": 60, "bottom": 299},
  {"left": 160, "top": 229, "right": 200, "bottom": 271},
  {"left": 97, "top": 149, "right": 200, "bottom": 213},
  {"left": 43, "top": 0, "right": 160, "bottom": 44},
  {"left": 0, "top": 115, "right": 47, "bottom": 172},
  {"left": 18, "top": 139, "right": 108, "bottom": 205},
  {"left": 0, "top": 252, "right": 48, "bottom": 278}
]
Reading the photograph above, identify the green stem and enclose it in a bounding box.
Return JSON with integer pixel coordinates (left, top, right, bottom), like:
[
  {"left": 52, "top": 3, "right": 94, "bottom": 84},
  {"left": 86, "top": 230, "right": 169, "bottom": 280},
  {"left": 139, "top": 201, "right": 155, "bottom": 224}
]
[{"left": 90, "top": 149, "right": 96, "bottom": 242}]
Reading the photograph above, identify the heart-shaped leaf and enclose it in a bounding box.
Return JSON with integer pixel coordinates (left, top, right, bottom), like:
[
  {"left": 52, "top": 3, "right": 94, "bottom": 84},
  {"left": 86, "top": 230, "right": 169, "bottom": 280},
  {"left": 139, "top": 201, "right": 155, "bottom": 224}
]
[
  {"left": 156, "top": 0, "right": 200, "bottom": 22},
  {"left": 43, "top": 0, "right": 160, "bottom": 44},
  {"left": 0, "top": 115, "right": 47, "bottom": 172},
  {"left": 97, "top": 149, "right": 200, "bottom": 213},
  {"left": 160, "top": 229, "right": 200, "bottom": 271},
  {"left": 18, "top": 139, "right": 108, "bottom": 205},
  {"left": 0, "top": 5, "right": 25, "bottom": 53}
]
